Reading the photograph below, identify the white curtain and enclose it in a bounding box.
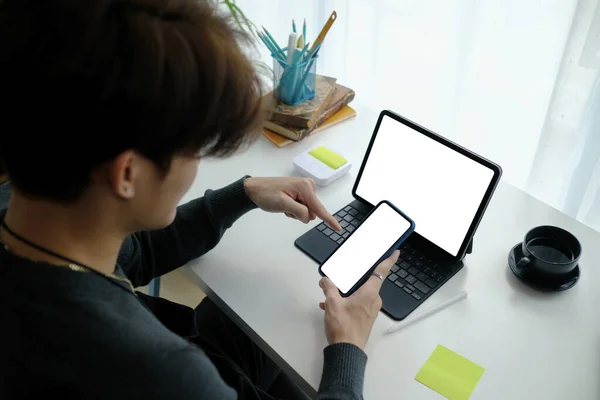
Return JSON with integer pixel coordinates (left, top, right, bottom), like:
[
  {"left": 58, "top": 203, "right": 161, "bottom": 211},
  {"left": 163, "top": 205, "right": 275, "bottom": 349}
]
[
  {"left": 527, "top": 0, "right": 600, "bottom": 232},
  {"left": 240, "top": 0, "right": 599, "bottom": 232}
]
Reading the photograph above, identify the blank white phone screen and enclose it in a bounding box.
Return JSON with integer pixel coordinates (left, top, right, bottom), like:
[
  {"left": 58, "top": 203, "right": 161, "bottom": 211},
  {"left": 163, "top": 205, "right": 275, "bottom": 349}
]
[
  {"left": 355, "top": 115, "right": 495, "bottom": 256},
  {"left": 321, "top": 203, "right": 411, "bottom": 294}
]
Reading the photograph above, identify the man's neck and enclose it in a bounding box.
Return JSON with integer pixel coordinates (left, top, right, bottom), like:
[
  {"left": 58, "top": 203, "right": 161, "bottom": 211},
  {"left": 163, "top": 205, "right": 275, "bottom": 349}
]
[{"left": 2, "top": 191, "right": 126, "bottom": 275}]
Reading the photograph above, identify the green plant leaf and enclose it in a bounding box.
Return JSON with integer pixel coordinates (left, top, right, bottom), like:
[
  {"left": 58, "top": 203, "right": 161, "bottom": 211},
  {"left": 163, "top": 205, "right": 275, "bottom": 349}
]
[{"left": 229, "top": 3, "right": 258, "bottom": 37}]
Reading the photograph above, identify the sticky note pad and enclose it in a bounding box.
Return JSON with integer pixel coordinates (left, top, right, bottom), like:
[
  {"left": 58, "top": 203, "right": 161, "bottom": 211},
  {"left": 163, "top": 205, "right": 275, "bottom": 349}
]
[
  {"left": 415, "top": 345, "right": 485, "bottom": 400},
  {"left": 309, "top": 146, "right": 347, "bottom": 170}
]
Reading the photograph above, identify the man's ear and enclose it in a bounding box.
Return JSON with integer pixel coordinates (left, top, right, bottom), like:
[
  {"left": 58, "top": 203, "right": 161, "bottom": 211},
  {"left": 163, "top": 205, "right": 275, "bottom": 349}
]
[{"left": 108, "top": 151, "right": 137, "bottom": 199}]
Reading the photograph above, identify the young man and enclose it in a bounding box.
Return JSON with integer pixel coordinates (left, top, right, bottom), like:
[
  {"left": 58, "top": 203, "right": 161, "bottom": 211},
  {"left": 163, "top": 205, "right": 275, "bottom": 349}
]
[{"left": 0, "top": 1, "right": 398, "bottom": 399}]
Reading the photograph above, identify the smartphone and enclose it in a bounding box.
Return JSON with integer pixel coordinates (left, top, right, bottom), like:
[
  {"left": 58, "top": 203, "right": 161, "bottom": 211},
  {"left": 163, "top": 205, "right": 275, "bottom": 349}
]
[{"left": 319, "top": 200, "right": 415, "bottom": 297}]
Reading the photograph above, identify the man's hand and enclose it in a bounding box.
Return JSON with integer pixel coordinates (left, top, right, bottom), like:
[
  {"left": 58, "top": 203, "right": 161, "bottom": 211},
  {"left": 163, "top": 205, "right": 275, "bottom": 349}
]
[
  {"left": 244, "top": 177, "right": 342, "bottom": 231},
  {"left": 319, "top": 250, "right": 400, "bottom": 350}
]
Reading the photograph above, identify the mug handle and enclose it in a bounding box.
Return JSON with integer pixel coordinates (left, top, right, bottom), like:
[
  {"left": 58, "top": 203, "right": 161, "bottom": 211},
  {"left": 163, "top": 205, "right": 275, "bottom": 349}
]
[{"left": 516, "top": 257, "right": 531, "bottom": 272}]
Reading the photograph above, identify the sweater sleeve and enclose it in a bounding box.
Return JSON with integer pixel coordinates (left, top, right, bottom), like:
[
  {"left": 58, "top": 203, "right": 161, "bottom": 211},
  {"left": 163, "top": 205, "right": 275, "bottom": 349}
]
[
  {"left": 118, "top": 177, "right": 257, "bottom": 287},
  {"left": 316, "top": 343, "right": 368, "bottom": 400}
]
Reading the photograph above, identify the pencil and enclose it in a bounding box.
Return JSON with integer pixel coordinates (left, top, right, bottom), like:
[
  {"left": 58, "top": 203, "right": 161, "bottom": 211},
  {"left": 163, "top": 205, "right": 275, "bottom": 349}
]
[
  {"left": 291, "top": 57, "right": 316, "bottom": 103},
  {"left": 292, "top": 19, "right": 297, "bottom": 33},
  {"left": 293, "top": 42, "right": 310, "bottom": 64},
  {"left": 306, "top": 42, "right": 321, "bottom": 60},
  {"left": 303, "top": 19, "right": 307, "bottom": 45},
  {"left": 384, "top": 291, "right": 468, "bottom": 334},
  {"left": 258, "top": 32, "right": 286, "bottom": 65},
  {"left": 261, "top": 26, "right": 285, "bottom": 59}
]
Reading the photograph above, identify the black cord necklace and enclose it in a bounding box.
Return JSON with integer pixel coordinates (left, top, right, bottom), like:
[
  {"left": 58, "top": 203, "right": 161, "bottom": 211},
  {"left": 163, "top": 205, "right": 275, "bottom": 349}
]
[{"left": 1, "top": 221, "right": 136, "bottom": 295}]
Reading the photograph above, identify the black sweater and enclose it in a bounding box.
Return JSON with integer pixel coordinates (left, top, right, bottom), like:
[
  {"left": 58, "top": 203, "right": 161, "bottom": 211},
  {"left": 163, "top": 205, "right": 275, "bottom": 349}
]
[{"left": 0, "top": 179, "right": 367, "bottom": 399}]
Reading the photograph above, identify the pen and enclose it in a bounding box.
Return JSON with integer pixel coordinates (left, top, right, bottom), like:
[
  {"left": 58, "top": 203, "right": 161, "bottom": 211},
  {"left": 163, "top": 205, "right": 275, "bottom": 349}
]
[{"left": 384, "top": 291, "right": 468, "bottom": 334}]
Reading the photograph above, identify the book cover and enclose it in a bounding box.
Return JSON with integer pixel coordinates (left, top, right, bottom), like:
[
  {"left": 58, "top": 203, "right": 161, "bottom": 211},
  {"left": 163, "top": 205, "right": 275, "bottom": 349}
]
[
  {"left": 264, "top": 84, "right": 355, "bottom": 141},
  {"left": 263, "top": 105, "right": 357, "bottom": 148},
  {"left": 266, "top": 75, "right": 337, "bottom": 129}
]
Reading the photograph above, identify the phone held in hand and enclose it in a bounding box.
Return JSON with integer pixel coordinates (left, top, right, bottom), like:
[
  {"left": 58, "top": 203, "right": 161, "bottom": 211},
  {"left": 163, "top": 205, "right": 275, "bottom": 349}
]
[{"left": 319, "top": 200, "right": 415, "bottom": 297}]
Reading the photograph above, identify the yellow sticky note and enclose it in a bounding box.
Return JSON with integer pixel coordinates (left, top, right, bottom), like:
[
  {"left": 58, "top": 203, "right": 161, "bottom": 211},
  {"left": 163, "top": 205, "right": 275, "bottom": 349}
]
[
  {"left": 309, "top": 146, "right": 347, "bottom": 170},
  {"left": 415, "top": 345, "right": 485, "bottom": 400}
]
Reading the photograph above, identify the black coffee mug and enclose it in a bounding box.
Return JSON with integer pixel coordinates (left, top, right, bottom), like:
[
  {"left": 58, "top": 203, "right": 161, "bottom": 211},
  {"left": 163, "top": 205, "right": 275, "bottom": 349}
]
[{"left": 516, "top": 225, "right": 581, "bottom": 277}]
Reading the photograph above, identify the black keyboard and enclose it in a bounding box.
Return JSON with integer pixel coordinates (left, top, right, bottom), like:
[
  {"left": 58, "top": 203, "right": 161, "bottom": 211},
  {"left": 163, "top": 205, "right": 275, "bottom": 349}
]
[
  {"left": 315, "top": 205, "right": 364, "bottom": 246},
  {"left": 315, "top": 205, "right": 454, "bottom": 302},
  {"left": 388, "top": 242, "right": 452, "bottom": 301}
]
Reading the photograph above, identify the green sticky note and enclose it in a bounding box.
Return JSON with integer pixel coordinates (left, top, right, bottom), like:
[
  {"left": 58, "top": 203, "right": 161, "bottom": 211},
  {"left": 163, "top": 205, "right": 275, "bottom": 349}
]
[
  {"left": 309, "top": 146, "right": 347, "bottom": 170},
  {"left": 415, "top": 345, "right": 485, "bottom": 400}
]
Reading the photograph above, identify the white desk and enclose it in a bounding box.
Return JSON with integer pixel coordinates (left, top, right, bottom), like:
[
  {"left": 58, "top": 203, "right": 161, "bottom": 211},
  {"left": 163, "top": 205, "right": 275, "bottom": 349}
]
[{"left": 183, "top": 106, "right": 600, "bottom": 399}]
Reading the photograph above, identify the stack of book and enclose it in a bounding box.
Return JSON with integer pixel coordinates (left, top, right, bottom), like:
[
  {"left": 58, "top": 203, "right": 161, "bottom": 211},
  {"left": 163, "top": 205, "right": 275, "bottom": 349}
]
[{"left": 262, "top": 75, "right": 356, "bottom": 148}]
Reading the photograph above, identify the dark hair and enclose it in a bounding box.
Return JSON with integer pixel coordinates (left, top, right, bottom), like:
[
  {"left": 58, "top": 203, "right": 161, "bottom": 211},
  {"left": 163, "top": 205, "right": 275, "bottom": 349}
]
[{"left": 0, "top": 0, "right": 264, "bottom": 201}]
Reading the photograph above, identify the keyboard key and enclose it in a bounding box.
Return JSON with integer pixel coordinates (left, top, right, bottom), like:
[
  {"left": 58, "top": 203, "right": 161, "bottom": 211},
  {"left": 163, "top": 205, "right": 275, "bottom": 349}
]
[
  {"left": 349, "top": 209, "right": 358, "bottom": 216},
  {"left": 417, "top": 272, "right": 428, "bottom": 282},
  {"left": 342, "top": 232, "right": 350, "bottom": 239},
  {"left": 400, "top": 261, "right": 411, "bottom": 269},
  {"left": 343, "top": 215, "right": 354, "bottom": 222},
  {"left": 330, "top": 233, "right": 341, "bottom": 241},
  {"left": 414, "top": 281, "right": 430, "bottom": 294},
  {"left": 316, "top": 224, "right": 326, "bottom": 231},
  {"left": 406, "top": 284, "right": 415, "bottom": 292},
  {"left": 412, "top": 293, "right": 422, "bottom": 301},
  {"left": 344, "top": 206, "right": 352, "bottom": 212},
  {"left": 335, "top": 215, "right": 342, "bottom": 222},
  {"left": 357, "top": 213, "right": 364, "bottom": 221},
  {"left": 388, "top": 273, "right": 398, "bottom": 282},
  {"left": 406, "top": 275, "right": 416, "bottom": 284},
  {"left": 347, "top": 225, "right": 356, "bottom": 233},
  {"left": 323, "top": 228, "right": 333, "bottom": 236},
  {"left": 391, "top": 265, "right": 399, "bottom": 273},
  {"left": 415, "top": 261, "right": 424, "bottom": 269},
  {"left": 403, "top": 287, "right": 413, "bottom": 294},
  {"left": 425, "top": 279, "right": 437, "bottom": 288},
  {"left": 338, "top": 210, "right": 347, "bottom": 217},
  {"left": 351, "top": 220, "right": 359, "bottom": 227},
  {"left": 337, "top": 238, "right": 345, "bottom": 245},
  {"left": 394, "top": 280, "right": 404, "bottom": 289},
  {"left": 340, "top": 221, "right": 349, "bottom": 228},
  {"left": 436, "top": 276, "right": 444, "bottom": 282},
  {"left": 438, "top": 269, "right": 448, "bottom": 277},
  {"left": 405, "top": 255, "right": 415, "bottom": 263},
  {"left": 423, "top": 268, "right": 432, "bottom": 276},
  {"left": 398, "top": 269, "right": 408, "bottom": 278},
  {"left": 418, "top": 255, "right": 426, "bottom": 261},
  {"left": 408, "top": 267, "right": 419, "bottom": 275}
]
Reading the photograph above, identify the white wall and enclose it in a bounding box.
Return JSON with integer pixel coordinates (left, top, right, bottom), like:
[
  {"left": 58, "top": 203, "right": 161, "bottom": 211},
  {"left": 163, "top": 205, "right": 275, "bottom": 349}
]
[{"left": 240, "top": 0, "right": 578, "bottom": 190}]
